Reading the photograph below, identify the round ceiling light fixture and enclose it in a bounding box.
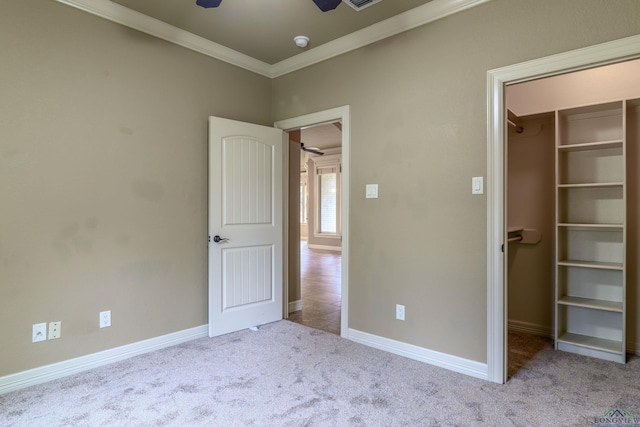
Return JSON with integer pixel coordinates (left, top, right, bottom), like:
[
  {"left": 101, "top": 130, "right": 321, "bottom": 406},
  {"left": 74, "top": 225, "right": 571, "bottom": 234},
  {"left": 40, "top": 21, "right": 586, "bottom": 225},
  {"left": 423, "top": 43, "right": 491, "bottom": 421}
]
[{"left": 293, "top": 36, "right": 310, "bottom": 48}]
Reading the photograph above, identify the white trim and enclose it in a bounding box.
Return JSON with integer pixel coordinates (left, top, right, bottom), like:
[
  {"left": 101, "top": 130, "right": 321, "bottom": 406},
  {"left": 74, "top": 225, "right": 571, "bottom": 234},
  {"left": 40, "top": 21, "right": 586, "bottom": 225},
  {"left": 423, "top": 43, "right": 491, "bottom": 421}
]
[
  {"left": 55, "top": 0, "right": 492, "bottom": 78},
  {"left": 275, "top": 105, "right": 351, "bottom": 339},
  {"left": 487, "top": 34, "right": 640, "bottom": 384},
  {"left": 288, "top": 299, "right": 303, "bottom": 314},
  {"left": 349, "top": 328, "right": 488, "bottom": 380},
  {"left": 311, "top": 233, "right": 342, "bottom": 240},
  {"left": 283, "top": 132, "right": 291, "bottom": 319},
  {"left": 308, "top": 243, "right": 342, "bottom": 252},
  {"left": 0, "top": 325, "right": 208, "bottom": 395}
]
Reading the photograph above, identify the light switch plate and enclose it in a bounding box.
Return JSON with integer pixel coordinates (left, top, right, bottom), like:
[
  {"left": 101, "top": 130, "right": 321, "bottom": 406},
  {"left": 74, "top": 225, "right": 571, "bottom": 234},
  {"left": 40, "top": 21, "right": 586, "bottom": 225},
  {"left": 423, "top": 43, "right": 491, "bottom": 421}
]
[
  {"left": 366, "top": 184, "right": 378, "bottom": 199},
  {"left": 472, "top": 177, "right": 484, "bottom": 195}
]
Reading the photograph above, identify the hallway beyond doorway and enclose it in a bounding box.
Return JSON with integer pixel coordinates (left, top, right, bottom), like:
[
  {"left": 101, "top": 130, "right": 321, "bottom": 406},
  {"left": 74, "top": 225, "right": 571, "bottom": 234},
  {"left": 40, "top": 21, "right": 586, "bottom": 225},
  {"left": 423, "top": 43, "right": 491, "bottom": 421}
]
[{"left": 288, "top": 242, "right": 341, "bottom": 335}]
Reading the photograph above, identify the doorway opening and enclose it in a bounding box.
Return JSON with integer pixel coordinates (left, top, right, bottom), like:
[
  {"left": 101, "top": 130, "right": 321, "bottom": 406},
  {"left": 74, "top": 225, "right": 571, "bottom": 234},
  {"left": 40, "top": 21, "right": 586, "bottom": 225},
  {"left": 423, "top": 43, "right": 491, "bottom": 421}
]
[
  {"left": 275, "top": 105, "right": 351, "bottom": 339},
  {"left": 487, "top": 35, "right": 640, "bottom": 384},
  {"left": 288, "top": 122, "right": 343, "bottom": 335}
]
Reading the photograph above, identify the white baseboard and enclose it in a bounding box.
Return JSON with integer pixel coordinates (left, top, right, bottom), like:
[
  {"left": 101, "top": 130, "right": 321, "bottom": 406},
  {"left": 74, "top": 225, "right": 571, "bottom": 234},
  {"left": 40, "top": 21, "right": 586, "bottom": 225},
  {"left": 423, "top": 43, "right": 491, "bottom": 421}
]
[
  {"left": 507, "top": 320, "right": 553, "bottom": 338},
  {"left": 348, "top": 328, "right": 488, "bottom": 381},
  {"left": 0, "top": 325, "right": 208, "bottom": 395},
  {"left": 307, "top": 244, "right": 342, "bottom": 252},
  {"left": 289, "top": 299, "right": 302, "bottom": 313}
]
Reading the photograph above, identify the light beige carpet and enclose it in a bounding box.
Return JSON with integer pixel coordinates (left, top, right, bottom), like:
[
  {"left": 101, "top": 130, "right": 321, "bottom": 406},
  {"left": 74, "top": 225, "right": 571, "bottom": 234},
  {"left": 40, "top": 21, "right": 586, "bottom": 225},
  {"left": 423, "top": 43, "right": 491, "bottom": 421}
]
[{"left": 1, "top": 320, "right": 639, "bottom": 426}]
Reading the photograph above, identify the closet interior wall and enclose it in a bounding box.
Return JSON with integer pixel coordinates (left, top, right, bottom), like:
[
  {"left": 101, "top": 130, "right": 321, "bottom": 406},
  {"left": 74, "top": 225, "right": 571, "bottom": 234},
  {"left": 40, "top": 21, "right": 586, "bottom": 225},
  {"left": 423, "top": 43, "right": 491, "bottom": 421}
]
[{"left": 507, "top": 113, "right": 555, "bottom": 337}]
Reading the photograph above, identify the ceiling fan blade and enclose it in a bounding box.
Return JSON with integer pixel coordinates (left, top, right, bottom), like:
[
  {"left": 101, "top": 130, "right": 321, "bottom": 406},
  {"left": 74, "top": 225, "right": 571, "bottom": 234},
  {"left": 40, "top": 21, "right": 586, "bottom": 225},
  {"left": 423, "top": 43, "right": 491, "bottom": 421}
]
[
  {"left": 196, "top": 0, "right": 222, "bottom": 8},
  {"left": 301, "top": 143, "right": 325, "bottom": 156},
  {"left": 312, "top": 0, "right": 342, "bottom": 12}
]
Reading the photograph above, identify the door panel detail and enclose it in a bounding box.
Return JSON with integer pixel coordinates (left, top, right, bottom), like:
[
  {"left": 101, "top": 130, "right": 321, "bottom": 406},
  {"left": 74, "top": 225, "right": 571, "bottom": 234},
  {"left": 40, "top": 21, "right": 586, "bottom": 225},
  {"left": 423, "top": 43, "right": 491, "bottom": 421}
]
[
  {"left": 223, "top": 137, "right": 273, "bottom": 226},
  {"left": 222, "top": 245, "right": 273, "bottom": 310}
]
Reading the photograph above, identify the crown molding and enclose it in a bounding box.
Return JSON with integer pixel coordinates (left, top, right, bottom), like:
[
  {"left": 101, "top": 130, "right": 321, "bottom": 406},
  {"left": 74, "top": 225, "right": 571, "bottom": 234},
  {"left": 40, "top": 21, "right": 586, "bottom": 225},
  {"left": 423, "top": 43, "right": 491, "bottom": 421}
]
[{"left": 56, "top": 0, "right": 492, "bottom": 79}]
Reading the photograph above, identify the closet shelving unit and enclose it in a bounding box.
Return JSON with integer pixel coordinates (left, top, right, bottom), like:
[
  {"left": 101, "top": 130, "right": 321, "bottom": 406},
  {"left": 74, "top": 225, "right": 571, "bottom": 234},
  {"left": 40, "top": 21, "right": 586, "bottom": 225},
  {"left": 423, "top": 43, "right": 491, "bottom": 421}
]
[{"left": 554, "top": 100, "right": 626, "bottom": 363}]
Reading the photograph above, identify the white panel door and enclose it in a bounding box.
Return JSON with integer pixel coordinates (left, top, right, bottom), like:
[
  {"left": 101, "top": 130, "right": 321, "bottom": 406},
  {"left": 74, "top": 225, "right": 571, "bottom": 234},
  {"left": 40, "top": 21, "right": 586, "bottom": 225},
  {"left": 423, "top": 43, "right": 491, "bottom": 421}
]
[{"left": 208, "top": 117, "right": 284, "bottom": 337}]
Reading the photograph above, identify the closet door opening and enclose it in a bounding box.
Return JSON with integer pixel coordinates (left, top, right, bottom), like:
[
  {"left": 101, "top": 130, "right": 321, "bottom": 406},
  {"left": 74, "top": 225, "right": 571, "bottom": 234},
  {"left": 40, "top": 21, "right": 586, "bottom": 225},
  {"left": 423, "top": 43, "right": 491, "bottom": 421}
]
[
  {"left": 505, "top": 109, "right": 555, "bottom": 379},
  {"left": 504, "top": 58, "right": 640, "bottom": 380}
]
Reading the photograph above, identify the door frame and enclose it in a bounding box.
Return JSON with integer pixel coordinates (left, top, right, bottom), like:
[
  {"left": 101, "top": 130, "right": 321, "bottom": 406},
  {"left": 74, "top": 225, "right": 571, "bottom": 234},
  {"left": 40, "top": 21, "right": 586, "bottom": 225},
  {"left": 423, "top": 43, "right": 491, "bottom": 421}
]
[
  {"left": 486, "top": 35, "right": 640, "bottom": 384},
  {"left": 275, "top": 105, "right": 351, "bottom": 338}
]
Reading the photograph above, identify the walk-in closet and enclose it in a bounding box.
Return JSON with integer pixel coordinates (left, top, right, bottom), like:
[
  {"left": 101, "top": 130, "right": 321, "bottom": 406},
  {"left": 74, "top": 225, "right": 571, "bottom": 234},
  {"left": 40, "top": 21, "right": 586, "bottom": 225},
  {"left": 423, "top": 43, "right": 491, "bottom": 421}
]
[{"left": 506, "top": 59, "right": 640, "bottom": 369}]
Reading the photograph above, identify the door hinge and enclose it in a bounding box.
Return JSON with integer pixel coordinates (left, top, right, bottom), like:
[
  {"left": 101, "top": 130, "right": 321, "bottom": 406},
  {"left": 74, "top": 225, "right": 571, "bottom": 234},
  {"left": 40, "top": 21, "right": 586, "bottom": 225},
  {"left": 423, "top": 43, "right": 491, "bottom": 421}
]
[{"left": 501, "top": 243, "right": 504, "bottom": 253}]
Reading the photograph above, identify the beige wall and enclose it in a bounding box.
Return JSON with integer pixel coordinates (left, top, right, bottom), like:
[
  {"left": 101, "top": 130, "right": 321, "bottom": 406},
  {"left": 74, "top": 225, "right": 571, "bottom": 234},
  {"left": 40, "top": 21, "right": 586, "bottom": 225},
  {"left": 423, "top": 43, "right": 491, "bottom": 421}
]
[
  {"left": 506, "top": 113, "right": 555, "bottom": 335},
  {"left": 2, "top": 0, "right": 640, "bottom": 379},
  {"left": 272, "top": 0, "right": 640, "bottom": 362},
  {"left": 0, "top": 0, "right": 271, "bottom": 376},
  {"left": 288, "top": 132, "right": 302, "bottom": 304}
]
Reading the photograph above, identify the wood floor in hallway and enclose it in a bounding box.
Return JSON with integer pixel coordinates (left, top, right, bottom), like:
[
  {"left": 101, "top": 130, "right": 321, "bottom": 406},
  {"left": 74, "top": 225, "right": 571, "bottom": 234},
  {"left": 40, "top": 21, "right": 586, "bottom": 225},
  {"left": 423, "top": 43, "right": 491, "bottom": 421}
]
[{"left": 288, "top": 242, "right": 341, "bottom": 335}]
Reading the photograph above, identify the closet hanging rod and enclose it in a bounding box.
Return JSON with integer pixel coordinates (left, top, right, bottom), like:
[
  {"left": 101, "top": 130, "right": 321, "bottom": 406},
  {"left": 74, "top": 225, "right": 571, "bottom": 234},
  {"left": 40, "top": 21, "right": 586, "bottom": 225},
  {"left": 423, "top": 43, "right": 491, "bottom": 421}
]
[
  {"left": 507, "top": 119, "right": 524, "bottom": 133},
  {"left": 507, "top": 235, "right": 523, "bottom": 243}
]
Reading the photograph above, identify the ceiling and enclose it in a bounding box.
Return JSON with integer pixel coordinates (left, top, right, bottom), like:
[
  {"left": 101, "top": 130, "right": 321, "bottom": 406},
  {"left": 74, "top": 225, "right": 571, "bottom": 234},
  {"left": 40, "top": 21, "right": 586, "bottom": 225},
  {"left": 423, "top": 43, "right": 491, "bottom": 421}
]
[
  {"left": 301, "top": 123, "right": 342, "bottom": 151},
  {"left": 110, "top": 0, "right": 434, "bottom": 64},
  {"left": 59, "top": 0, "right": 489, "bottom": 77}
]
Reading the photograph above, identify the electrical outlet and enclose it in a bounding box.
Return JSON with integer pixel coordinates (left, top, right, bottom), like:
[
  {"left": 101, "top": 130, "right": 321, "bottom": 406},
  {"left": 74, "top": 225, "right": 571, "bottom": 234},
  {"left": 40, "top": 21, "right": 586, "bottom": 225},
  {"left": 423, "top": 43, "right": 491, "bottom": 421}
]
[
  {"left": 48, "top": 321, "right": 61, "bottom": 339},
  {"left": 396, "top": 304, "right": 405, "bottom": 321},
  {"left": 100, "top": 310, "right": 111, "bottom": 328},
  {"left": 32, "top": 323, "right": 47, "bottom": 343}
]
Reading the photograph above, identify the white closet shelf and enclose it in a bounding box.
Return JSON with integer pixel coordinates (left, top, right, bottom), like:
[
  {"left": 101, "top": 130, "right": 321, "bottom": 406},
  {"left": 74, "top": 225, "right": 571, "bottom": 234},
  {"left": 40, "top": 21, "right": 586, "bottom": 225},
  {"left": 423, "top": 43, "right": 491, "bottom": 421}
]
[
  {"left": 554, "top": 99, "right": 627, "bottom": 364},
  {"left": 557, "top": 260, "right": 623, "bottom": 270},
  {"left": 557, "top": 296, "right": 623, "bottom": 312},
  {"left": 557, "top": 182, "right": 623, "bottom": 188},
  {"left": 557, "top": 333, "right": 623, "bottom": 354},
  {"left": 557, "top": 223, "right": 623, "bottom": 229},
  {"left": 557, "top": 139, "right": 623, "bottom": 151}
]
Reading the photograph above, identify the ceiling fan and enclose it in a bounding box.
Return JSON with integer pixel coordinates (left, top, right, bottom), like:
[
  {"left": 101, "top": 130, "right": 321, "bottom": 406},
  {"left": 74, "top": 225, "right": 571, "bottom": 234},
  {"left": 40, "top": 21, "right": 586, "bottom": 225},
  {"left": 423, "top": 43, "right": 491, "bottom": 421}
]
[
  {"left": 196, "top": 0, "right": 340, "bottom": 11},
  {"left": 300, "top": 143, "right": 324, "bottom": 156}
]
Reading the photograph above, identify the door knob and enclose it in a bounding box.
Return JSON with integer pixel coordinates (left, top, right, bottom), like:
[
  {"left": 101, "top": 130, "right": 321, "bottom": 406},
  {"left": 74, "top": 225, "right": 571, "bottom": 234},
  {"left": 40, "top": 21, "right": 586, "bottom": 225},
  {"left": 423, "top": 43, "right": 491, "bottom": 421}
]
[{"left": 212, "top": 235, "right": 229, "bottom": 243}]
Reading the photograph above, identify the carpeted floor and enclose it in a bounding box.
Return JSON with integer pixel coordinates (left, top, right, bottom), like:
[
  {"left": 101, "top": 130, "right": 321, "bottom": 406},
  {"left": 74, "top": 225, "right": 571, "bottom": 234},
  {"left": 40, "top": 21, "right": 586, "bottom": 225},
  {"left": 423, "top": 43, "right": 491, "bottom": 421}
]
[{"left": 1, "top": 320, "right": 639, "bottom": 426}]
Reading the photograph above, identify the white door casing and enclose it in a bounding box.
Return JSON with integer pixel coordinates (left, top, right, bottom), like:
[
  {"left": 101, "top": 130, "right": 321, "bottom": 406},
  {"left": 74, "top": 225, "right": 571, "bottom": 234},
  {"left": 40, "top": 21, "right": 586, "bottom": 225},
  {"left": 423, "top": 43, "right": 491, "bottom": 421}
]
[{"left": 208, "top": 117, "right": 285, "bottom": 337}]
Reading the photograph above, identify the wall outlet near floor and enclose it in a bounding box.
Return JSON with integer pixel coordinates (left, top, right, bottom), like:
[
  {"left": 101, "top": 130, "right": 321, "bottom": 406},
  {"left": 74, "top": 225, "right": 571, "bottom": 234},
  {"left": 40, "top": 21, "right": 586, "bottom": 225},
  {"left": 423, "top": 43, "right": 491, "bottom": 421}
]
[
  {"left": 100, "top": 310, "right": 111, "bottom": 328},
  {"left": 396, "top": 304, "right": 405, "bottom": 321},
  {"left": 48, "top": 321, "right": 61, "bottom": 340},
  {"left": 32, "top": 323, "right": 47, "bottom": 343}
]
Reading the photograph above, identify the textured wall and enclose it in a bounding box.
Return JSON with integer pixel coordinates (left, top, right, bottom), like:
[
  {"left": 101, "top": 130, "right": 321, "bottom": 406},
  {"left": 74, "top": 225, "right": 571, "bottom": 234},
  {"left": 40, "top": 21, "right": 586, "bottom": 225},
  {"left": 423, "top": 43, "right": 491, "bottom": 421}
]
[
  {"left": 272, "top": 0, "right": 640, "bottom": 362},
  {"left": 0, "top": 0, "right": 271, "bottom": 376},
  {"left": 2, "top": 0, "right": 640, "bottom": 378},
  {"left": 507, "top": 113, "right": 555, "bottom": 335}
]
